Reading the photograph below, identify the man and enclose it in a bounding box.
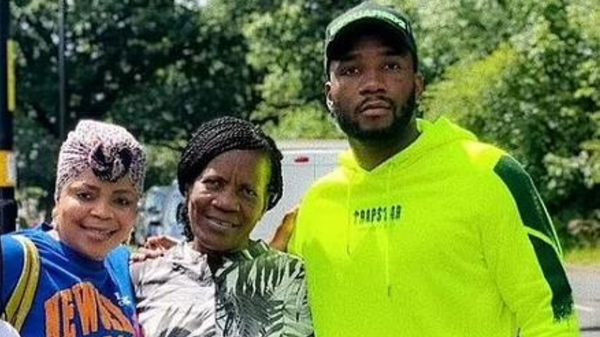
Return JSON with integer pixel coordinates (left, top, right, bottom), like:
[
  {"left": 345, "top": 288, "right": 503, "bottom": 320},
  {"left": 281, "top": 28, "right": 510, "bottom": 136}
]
[{"left": 276, "top": 2, "right": 580, "bottom": 336}]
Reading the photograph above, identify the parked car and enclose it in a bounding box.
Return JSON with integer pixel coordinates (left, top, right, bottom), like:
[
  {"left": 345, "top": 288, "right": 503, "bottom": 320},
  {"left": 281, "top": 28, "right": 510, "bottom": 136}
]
[
  {"left": 160, "top": 181, "right": 185, "bottom": 240},
  {"left": 133, "top": 185, "right": 169, "bottom": 246},
  {"left": 253, "top": 140, "right": 346, "bottom": 240}
]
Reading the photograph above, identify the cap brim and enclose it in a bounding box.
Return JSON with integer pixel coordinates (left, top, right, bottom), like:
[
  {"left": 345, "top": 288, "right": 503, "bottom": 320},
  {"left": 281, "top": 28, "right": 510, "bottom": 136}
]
[{"left": 326, "top": 19, "right": 413, "bottom": 62}]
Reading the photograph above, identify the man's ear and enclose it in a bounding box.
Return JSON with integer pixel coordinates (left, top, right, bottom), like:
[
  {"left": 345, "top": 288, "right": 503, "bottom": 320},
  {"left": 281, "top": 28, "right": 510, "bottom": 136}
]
[
  {"left": 414, "top": 73, "right": 425, "bottom": 100},
  {"left": 324, "top": 81, "right": 334, "bottom": 111}
]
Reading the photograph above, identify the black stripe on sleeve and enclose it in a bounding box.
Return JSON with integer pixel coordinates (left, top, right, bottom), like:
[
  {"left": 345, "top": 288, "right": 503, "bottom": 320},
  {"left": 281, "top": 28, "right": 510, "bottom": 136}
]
[
  {"left": 493, "top": 155, "right": 558, "bottom": 247},
  {"left": 494, "top": 155, "right": 574, "bottom": 320},
  {"left": 529, "top": 235, "right": 574, "bottom": 321}
]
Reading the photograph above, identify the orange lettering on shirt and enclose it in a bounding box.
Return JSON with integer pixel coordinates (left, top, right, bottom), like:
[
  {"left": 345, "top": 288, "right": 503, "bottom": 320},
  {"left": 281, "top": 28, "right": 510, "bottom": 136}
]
[
  {"left": 60, "top": 289, "right": 76, "bottom": 337},
  {"left": 98, "top": 296, "right": 123, "bottom": 331},
  {"left": 73, "top": 283, "right": 99, "bottom": 335},
  {"left": 44, "top": 293, "right": 61, "bottom": 337},
  {"left": 100, "top": 296, "right": 134, "bottom": 333},
  {"left": 97, "top": 289, "right": 113, "bottom": 331}
]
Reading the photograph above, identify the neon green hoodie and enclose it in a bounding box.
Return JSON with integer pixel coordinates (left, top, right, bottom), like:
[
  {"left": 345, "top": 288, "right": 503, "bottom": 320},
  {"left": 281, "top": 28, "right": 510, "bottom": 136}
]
[{"left": 289, "top": 117, "right": 579, "bottom": 337}]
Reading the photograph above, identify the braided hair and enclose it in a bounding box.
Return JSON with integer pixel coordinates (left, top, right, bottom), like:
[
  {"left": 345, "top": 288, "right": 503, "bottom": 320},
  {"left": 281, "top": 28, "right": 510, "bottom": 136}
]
[{"left": 177, "top": 116, "right": 283, "bottom": 241}]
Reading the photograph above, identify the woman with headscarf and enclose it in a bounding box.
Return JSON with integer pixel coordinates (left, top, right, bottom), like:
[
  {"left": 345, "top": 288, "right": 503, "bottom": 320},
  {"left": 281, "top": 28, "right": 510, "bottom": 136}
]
[
  {"left": 132, "top": 116, "right": 313, "bottom": 337},
  {"left": 0, "top": 120, "right": 146, "bottom": 337}
]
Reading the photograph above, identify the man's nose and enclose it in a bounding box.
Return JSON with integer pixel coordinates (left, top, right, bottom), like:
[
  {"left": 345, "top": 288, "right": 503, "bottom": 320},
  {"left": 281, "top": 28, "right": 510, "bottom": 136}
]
[{"left": 359, "top": 68, "right": 385, "bottom": 95}]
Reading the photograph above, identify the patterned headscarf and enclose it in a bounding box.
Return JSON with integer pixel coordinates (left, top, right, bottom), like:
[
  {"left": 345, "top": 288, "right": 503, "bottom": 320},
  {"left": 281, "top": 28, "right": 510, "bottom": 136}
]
[{"left": 54, "top": 120, "right": 146, "bottom": 200}]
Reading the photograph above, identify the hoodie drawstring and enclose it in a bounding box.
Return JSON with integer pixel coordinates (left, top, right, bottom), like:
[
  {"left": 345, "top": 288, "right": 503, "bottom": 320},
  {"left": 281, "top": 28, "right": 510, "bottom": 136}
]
[
  {"left": 385, "top": 164, "right": 392, "bottom": 298},
  {"left": 346, "top": 170, "right": 353, "bottom": 256}
]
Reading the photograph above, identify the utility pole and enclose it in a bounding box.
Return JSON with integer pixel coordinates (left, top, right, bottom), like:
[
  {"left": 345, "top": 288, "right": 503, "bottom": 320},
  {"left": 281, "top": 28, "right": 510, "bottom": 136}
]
[
  {"left": 58, "top": 0, "right": 66, "bottom": 140},
  {"left": 0, "top": 0, "right": 17, "bottom": 233}
]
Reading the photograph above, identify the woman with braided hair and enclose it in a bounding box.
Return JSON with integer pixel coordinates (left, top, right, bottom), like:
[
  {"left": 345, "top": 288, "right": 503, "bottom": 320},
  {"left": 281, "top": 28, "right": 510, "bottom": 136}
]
[
  {"left": 132, "top": 116, "right": 314, "bottom": 337},
  {"left": 1, "top": 120, "right": 146, "bottom": 337}
]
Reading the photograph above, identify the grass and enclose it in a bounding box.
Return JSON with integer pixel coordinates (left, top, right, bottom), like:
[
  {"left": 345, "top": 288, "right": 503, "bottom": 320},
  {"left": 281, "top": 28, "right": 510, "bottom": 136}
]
[{"left": 565, "top": 246, "right": 600, "bottom": 266}]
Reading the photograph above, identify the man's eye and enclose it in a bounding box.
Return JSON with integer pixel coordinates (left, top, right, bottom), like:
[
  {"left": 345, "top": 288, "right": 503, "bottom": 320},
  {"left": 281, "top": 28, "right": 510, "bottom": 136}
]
[
  {"left": 339, "top": 66, "right": 359, "bottom": 76},
  {"left": 384, "top": 63, "right": 402, "bottom": 71}
]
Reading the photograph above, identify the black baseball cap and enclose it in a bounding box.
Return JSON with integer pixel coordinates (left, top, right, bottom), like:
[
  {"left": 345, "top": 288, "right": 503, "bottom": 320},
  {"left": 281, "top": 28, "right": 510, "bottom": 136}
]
[{"left": 324, "top": 2, "right": 418, "bottom": 74}]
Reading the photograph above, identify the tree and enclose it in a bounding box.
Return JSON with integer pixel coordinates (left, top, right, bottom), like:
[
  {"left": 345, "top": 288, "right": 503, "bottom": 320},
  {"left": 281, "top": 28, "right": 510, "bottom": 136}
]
[
  {"left": 422, "top": 0, "right": 600, "bottom": 244},
  {"left": 244, "top": 1, "right": 366, "bottom": 138},
  {"left": 12, "top": 0, "right": 598, "bottom": 245},
  {"left": 14, "top": 0, "right": 200, "bottom": 136},
  {"left": 11, "top": 0, "right": 274, "bottom": 214}
]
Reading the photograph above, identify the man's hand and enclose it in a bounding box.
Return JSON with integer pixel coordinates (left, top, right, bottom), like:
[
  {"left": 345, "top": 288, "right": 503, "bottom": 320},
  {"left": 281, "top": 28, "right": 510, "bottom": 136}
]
[
  {"left": 269, "top": 206, "right": 298, "bottom": 252},
  {"left": 131, "top": 235, "right": 180, "bottom": 262}
]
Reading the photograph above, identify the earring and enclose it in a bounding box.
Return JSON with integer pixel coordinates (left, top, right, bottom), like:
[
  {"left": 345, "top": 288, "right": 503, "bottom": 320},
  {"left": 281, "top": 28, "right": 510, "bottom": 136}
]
[{"left": 326, "top": 99, "right": 334, "bottom": 111}]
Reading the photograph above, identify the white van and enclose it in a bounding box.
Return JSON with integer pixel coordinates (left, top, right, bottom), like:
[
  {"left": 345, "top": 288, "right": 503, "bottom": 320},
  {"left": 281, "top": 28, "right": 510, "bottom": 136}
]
[
  {"left": 137, "top": 140, "right": 347, "bottom": 244},
  {"left": 252, "top": 140, "right": 347, "bottom": 240}
]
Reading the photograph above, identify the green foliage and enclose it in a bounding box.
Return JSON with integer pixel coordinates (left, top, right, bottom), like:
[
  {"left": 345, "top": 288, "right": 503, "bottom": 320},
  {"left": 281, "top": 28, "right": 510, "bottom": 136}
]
[
  {"left": 412, "top": 0, "right": 532, "bottom": 81},
  {"left": 143, "top": 145, "right": 180, "bottom": 187},
  {"left": 11, "top": 0, "right": 599, "bottom": 245},
  {"left": 12, "top": 0, "right": 270, "bottom": 212},
  {"left": 14, "top": 114, "right": 60, "bottom": 216},
  {"left": 243, "top": 1, "right": 362, "bottom": 127},
  {"left": 423, "top": 43, "right": 518, "bottom": 123},
  {"left": 565, "top": 244, "right": 600, "bottom": 265},
  {"left": 422, "top": 0, "right": 599, "bottom": 243},
  {"left": 14, "top": 0, "right": 199, "bottom": 135},
  {"left": 261, "top": 102, "right": 343, "bottom": 140}
]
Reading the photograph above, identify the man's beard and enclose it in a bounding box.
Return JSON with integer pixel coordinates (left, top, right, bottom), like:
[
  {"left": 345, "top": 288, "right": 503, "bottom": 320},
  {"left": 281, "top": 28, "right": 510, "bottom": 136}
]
[{"left": 332, "top": 89, "right": 417, "bottom": 145}]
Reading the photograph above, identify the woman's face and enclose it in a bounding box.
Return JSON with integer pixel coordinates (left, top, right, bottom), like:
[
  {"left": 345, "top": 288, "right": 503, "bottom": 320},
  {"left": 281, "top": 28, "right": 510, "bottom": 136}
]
[
  {"left": 54, "top": 169, "right": 139, "bottom": 260},
  {"left": 187, "top": 150, "right": 271, "bottom": 253}
]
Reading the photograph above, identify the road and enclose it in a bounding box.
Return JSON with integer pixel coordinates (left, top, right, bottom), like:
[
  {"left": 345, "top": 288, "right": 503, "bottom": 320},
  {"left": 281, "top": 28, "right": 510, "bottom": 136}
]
[{"left": 569, "top": 266, "right": 600, "bottom": 336}]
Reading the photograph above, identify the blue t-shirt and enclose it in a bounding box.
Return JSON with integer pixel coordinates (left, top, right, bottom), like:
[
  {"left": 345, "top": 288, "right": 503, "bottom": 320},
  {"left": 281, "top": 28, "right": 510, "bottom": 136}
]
[{"left": 1, "top": 224, "right": 140, "bottom": 337}]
